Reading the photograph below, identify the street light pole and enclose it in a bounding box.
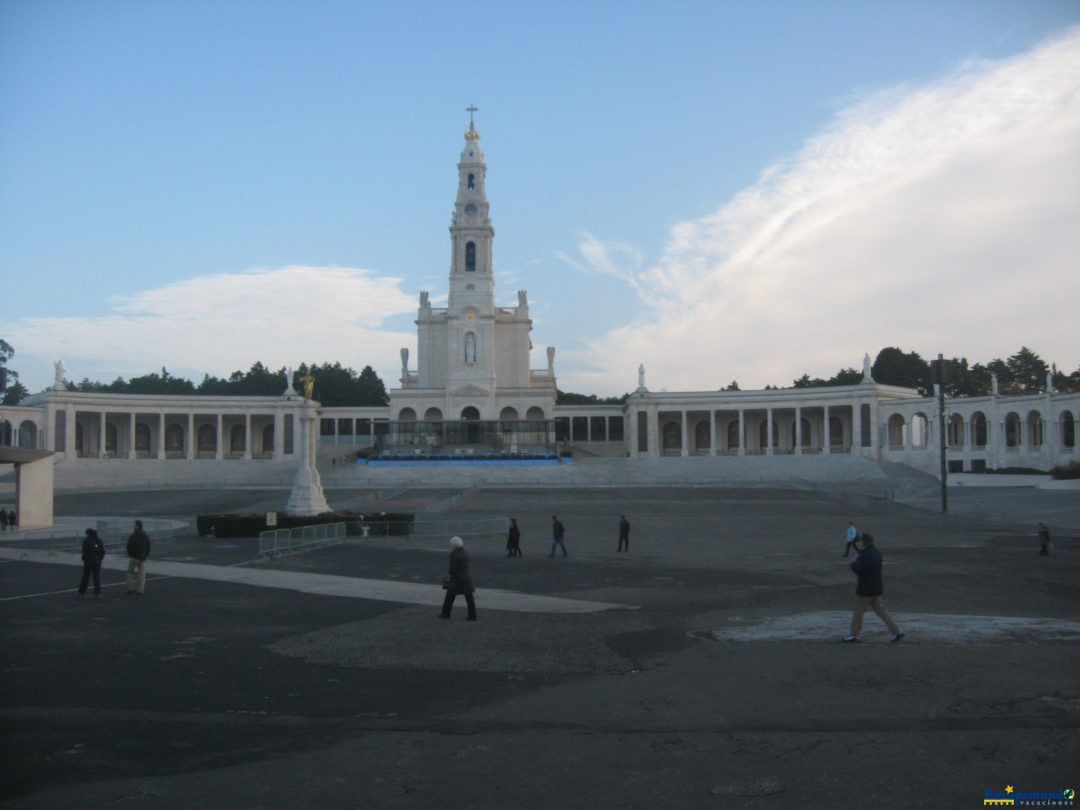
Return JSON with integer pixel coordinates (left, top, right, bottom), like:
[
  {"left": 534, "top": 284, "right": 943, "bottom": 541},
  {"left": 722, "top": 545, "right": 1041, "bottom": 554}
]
[{"left": 932, "top": 354, "right": 949, "bottom": 513}]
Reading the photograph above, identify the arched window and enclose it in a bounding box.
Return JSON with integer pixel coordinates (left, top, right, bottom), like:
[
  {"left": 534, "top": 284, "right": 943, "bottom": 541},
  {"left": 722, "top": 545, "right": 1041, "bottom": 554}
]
[
  {"left": 1027, "top": 411, "right": 1043, "bottom": 448},
  {"left": 135, "top": 423, "right": 152, "bottom": 453},
  {"left": 1063, "top": 412, "right": 1075, "bottom": 448},
  {"left": 398, "top": 408, "right": 417, "bottom": 421},
  {"left": 467, "top": 173, "right": 475, "bottom": 190},
  {"left": 525, "top": 406, "right": 546, "bottom": 421},
  {"left": 230, "top": 424, "right": 246, "bottom": 453},
  {"left": 465, "top": 242, "right": 476, "bottom": 272},
  {"left": 910, "top": 413, "right": 928, "bottom": 449},
  {"left": 461, "top": 407, "right": 480, "bottom": 421},
  {"left": 829, "top": 416, "right": 844, "bottom": 447},
  {"left": 197, "top": 424, "right": 216, "bottom": 453},
  {"left": 662, "top": 420, "right": 682, "bottom": 454},
  {"left": 694, "top": 421, "right": 710, "bottom": 453},
  {"left": 971, "top": 412, "right": 987, "bottom": 447},
  {"left": 886, "top": 414, "right": 905, "bottom": 448},
  {"left": 1005, "top": 413, "right": 1020, "bottom": 448},
  {"left": 947, "top": 414, "right": 964, "bottom": 447},
  {"left": 166, "top": 424, "right": 184, "bottom": 453},
  {"left": 500, "top": 407, "right": 519, "bottom": 421},
  {"left": 465, "top": 332, "right": 476, "bottom": 363},
  {"left": 17, "top": 420, "right": 38, "bottom": 449},
  {"left": 424, "top": 407, "right": 443, "bottom": 422},
  {"left": 726, "top": 420, "right": 740, "bottom": 449},
  {"left": 105, "top": 422, "right": 118, "bottom": 455}
]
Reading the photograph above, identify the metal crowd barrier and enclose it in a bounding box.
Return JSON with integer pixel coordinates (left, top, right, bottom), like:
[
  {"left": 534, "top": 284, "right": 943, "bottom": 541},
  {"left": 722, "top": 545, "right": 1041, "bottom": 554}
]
[{"left": 258, "top": 521, "right": 348, "bottom": 557}]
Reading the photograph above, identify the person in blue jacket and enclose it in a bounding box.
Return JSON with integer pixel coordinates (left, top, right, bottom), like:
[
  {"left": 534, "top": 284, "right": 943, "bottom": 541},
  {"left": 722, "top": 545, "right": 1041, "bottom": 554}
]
[{"left": 843, "top": 533, "right": 904, "bottom": 644}]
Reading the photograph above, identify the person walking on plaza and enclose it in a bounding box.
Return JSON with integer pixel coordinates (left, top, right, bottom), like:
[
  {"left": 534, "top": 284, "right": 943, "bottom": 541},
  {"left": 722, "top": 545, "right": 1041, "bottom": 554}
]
[
  {"left": 506, "top": 518, "right": 522, "bottom": 557},
  {"left": 1038, "top": 522, "right": 1052, "bottom": 556},
  {"left": 0, "top": 508, "right": 7, "bottom": 531},
  {"left": 843, "top": 533, "right": 904, "bottom": 644},
  {"left": 439, "top": 537, "right": 476, "bottom": 620},
  {"left": 844, "top": 521, "right": 861, "bottom": 557},
  {"left": 126, "top": 520, "right": 151, "bottom": 596},
  {"left": 617, "top": 514, "right": 630, "bottom": 552},
  {"left": 549, "top": 515, "right": 567, "bottom": 558},
  {"left": 78, "top": 528, "right": 106, "bottom": 598}
]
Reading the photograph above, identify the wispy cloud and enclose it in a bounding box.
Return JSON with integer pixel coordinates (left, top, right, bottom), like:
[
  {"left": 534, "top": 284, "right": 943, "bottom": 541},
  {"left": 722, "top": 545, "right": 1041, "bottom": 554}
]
[
  {"left": 566, "top": 28, "right": 1080, "bottom": 393},
  {"left": 9, "top": 266, "right": 416, "bottom": 391}
]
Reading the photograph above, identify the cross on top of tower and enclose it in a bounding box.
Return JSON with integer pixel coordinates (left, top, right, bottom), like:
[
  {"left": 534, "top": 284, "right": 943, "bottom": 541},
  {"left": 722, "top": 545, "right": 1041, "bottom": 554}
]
[{"left": 465, "top": 104, "right": 480, "bottom": 143}]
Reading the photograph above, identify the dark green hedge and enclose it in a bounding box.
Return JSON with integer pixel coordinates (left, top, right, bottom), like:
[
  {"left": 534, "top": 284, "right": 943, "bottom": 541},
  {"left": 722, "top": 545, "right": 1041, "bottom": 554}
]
[
  {"left": 196, "top": 512, "right": 414, "bottom": 538},
  {"left": 1051, "top": 461, "right": 1080, "bottom": 480}
]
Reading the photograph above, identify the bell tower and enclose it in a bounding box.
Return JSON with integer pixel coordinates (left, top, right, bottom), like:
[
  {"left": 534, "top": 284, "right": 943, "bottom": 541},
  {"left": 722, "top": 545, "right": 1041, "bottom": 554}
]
[
  {"left": 391, "top": 108, "right": 556, "bottom": 427},
  {"left": 444, "top": 107, "right": 496, "bottom": 392}
]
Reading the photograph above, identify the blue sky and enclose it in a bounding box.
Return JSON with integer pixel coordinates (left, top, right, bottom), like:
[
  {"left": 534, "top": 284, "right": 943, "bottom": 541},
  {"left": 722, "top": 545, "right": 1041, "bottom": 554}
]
[{"left": 2, "top": 1, "right": 1079, "bottom": 397}]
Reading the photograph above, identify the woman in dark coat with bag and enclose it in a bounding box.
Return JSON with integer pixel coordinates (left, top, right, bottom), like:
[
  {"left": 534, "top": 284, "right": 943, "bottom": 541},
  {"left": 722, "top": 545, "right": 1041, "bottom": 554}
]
[{"left": 439, "top": 536, "right": 477, "bottom": 621}]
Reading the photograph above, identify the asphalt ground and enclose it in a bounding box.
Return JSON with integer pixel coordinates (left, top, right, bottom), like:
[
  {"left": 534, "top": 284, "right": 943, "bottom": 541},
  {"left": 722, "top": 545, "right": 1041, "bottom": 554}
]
[{"left": 1, "top": 484, "right": 1078, "bottom": 809}]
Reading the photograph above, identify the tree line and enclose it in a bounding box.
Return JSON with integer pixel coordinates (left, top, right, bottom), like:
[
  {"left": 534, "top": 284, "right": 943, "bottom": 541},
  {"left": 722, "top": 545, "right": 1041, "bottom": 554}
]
[
  {"left": 780, "top": 346, "right": 1079, "bottom": 397},
  {"left": 0, "top": 347, "right": 389, "bottom": 407},
  {"left": 1, "top": 340, "right": 1077, "bottom": 408}
]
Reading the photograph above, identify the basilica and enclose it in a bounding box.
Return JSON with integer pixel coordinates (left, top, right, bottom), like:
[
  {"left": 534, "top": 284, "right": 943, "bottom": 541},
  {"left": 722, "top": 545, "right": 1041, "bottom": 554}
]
[{"left": 2, "top": 118, "right": 1077, "bottom": 501}]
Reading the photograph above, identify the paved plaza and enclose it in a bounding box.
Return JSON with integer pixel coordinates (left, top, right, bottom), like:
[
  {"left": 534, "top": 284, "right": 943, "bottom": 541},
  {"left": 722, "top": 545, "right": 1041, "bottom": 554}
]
[{"left": 1, "top": 482, "right": 1077, "bottom": 809}]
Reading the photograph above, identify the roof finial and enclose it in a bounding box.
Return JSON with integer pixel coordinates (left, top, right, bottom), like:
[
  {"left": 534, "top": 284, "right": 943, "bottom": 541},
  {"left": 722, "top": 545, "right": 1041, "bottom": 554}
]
[{"left": 465, "top": 104, "right": 480, "bottom": 143}]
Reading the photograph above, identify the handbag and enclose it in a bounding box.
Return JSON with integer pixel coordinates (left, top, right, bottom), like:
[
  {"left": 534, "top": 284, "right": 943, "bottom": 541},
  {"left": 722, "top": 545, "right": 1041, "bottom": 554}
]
[{"left": 441, "top": 576, "right": 455, "bottom": 590}]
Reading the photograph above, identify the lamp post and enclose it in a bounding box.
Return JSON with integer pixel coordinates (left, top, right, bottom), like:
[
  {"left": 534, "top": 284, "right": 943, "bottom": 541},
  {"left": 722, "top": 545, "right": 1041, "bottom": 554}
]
[{"left": 930, "top": 354, "right": 952, "bottom": 513}]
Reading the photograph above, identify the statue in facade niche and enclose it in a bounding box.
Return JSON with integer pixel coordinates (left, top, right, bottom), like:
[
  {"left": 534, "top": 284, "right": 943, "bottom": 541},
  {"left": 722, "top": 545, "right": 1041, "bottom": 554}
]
[
  {"left": 546, "top": 346, "right": 555, "bottom": 372},
  {"left": 400, "top": 348, "right": 409, "bottom": 376}
]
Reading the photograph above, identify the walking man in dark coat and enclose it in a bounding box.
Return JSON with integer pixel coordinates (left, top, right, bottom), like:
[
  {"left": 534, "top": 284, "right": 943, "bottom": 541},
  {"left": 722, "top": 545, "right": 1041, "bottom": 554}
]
[
  {"left": 126, "top": 520, "right": 151, "bottom": 596},
  {"left": 617, "top": 514, "right": 630, "bottom": 552},
  {"left": 843, "top": 533, "right": 904, "bottom": 644},
  {"left": 439, "top": 536, "right": 477, "bottom": 620},
  {"left": 1038, "top": 522, "right": 1052, "bottom": 556},
  {"left": 549, "top": 515, "right": 567, "bottom": 558},
  {"left": 78, "top": 528, "right": 106, "bottom": 598},
  {"left": 506, "top": 518, "right": 523, "bottom": 557}
]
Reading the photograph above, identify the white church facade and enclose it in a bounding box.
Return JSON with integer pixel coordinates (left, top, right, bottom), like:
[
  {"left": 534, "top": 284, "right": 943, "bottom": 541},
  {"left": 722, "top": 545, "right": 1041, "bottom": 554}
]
[{"left": 2, "top": 118, "right": 1077, "bottom": 479}]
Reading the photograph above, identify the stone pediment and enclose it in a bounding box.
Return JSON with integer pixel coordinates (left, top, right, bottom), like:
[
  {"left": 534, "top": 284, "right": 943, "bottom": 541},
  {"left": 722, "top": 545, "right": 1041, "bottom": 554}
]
[{"left": 451, "top": 384, "right": 490, "bottom": 397}]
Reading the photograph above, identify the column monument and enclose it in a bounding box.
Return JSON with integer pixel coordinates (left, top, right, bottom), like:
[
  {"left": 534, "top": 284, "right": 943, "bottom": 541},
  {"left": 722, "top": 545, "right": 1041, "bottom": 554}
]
[{"left": 285, "top": 376, "right": 330, "bottom": 516}]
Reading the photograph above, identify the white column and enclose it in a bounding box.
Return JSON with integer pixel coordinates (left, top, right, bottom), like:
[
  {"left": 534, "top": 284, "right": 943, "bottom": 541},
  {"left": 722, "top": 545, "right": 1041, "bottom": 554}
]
[
  {"left": 852, "top": 403, "right": 861, "bottom": 454},
  {"left": 680, "top": 410, "right": 689, "bottom": 457},
  {"left": 647, "top": 406, "right": 659, "bottom": 459},
  {"left": 158, "top": 413, "right": 166, "bottom": 459},
  {"left": 187, "top": 413, "right": 194, "bottom": 460},
  {"left": 215, "top": 413, "right": 223, "bottom": 459},
  {"left": 709, "top": 410, "right": 717, "bottom": 456},
  {"left": 244, "top": 414, "right": 252, "bottom": 460},
  {"left": 98, "top": 411, "right": 106, "bottom": 458},
  {"left": 824, "top": 406, "right": 831, "bottom": 454},
  {"left": 795, "top": 407, "right": 802, "bottom": 455},
  {"left": 128, "top": 412, "right": 137, "bottom": 459},
  {"left": 738, "top": 409, "right": 745, "bottom": 456},
  {"left": 765, "top": 407, "right": 773, "bottom": 456},
  {"left": 65, "top": 405, "right": 77, "bottom": 457}
]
